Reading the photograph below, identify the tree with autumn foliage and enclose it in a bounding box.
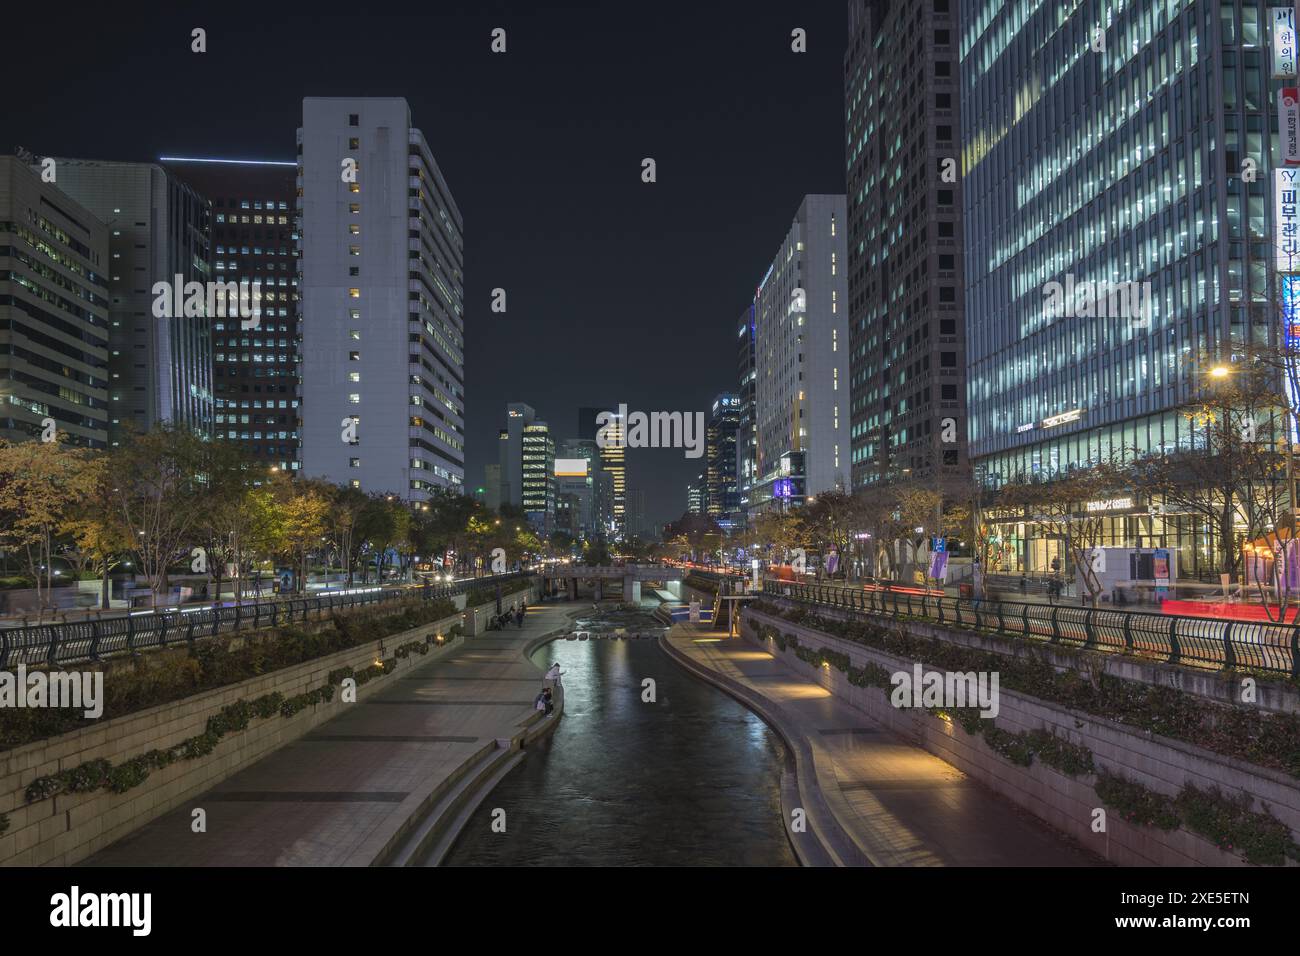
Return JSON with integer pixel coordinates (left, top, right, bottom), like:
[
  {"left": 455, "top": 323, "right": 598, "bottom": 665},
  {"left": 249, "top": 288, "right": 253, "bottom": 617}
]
[{"left": 0, "top": 439, "right": 102, "bottom": 619}]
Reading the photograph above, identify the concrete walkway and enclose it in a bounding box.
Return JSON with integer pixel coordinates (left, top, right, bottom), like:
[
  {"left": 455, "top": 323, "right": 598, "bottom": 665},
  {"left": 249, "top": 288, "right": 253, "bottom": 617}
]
[
  {"left": 82, "top": 604, "right": 571, "bottom": 867},
  {"left": 663, "top": 625, "right": 1103, "bottom": 867}
]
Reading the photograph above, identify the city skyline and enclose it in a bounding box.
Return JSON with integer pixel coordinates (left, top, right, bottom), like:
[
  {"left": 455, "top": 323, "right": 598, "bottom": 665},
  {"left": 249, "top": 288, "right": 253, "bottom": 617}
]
[{"left": 1, "top": 3, "right": 848, "bottom": 531}]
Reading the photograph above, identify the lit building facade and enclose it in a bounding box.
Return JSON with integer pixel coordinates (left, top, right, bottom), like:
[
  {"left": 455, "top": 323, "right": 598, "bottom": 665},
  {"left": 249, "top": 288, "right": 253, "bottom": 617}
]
[
  {"left": 706, "top": 392, "right": 741, "bottom": 525},
  {"left": 299, "top": 97, "right": 465, "bottom": 499},
  {"left": 751, "top": 194, "right": 850, "bottom": 513},
  {"left": 845, "top": 0, "right": 969, "bottom": 490},
  {"left": 163, "top": 157, "right": 300, "bottom": 471},
  {"left": 0, "top": 156, "right": 109, "bottom": 448},
  {"left": 961, "top": 0, "right": 1286, "bottom": 575},
  {"left": 521, "top": 419, "right": 555, "bottom": 535},
  {"left": 736, "top": 301, "right": 757, "bottom": 522},
  {"left": 52, "top": 158, "right": 213, "bottom": 444}
]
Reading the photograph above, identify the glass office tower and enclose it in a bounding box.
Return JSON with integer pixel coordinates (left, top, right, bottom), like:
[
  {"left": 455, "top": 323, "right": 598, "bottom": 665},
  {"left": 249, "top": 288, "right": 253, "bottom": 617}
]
[{"left": 962, "top": 0, "right": 1283, "bottom": 574}]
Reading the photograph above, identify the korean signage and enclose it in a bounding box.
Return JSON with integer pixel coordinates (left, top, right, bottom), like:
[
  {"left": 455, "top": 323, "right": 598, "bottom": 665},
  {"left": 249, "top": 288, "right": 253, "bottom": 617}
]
[
  {"left": 1277, "top": 168, "right": 1300, "bottom": 273},
  {"left": 1280, "top": 86, "right": 1300, "bottom": 164},
  {"left": 1274, "top": 7, "right": 1298, "bottom": 77}
]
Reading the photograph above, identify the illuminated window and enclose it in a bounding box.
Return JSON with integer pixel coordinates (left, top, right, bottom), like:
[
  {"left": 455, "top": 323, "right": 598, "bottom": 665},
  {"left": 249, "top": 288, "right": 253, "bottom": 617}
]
[
  {"left": 349, "top": 329, "right": 360, "bottom": 340},
  {"left": 348, "top": 372, "right": 360, "bottom": 382},
  {"left": 348, "top": 393, "right": 360, "bottom": 404},
  {"left": 349, "top": 245, "right": 360, "bottom": 255},
  {"left": 349, "top": 203, "right": 360, "bottom": 214},
  {"left": 348, "top": 224, "right": 360, "bottom": 235},
  {"left": 349, "top": 351, "right": 360, "bottom": 361},
  {"left": 348, "top": 288, "right": 360, "bottom": 298},
  {"left": 350, "top": 457, "right": 360, "bottom": 467}
]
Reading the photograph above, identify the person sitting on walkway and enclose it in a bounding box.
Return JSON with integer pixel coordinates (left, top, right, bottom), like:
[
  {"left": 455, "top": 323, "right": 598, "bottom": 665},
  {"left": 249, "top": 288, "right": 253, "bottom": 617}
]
[
  {"left": 534, "top": 689, "right": 547, "bottom": 714},
  {"left": 542, "top": 687, "right": 554, "bottom": 715}
]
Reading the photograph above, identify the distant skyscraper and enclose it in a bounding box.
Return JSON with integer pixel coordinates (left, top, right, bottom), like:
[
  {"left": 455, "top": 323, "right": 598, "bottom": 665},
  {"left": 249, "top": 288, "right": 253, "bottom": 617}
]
[
  {"left": 752, "top": 194, "right": 849, "bottom": 512},
  {"left": 499, "top": 402, "right": 536, "bottom": 507},
  {"left": 0, "top": 156, "right": 109, "bottom": 448},
  {"left": 706, "top": 393, "right": 740, "bottom": 524},
  {"left": 483, "top": 463, "right": 501, "bottom": 511},
  {"left": 298, "top": 97, "right": 465, "bottom": 500},
  {"left": 163, "top": 156, "right": 301, "bottom": 471},
  {"left": 52, "top": 157, "right": 214, "bottom": 444},
  {"left": 578, "top": 406, "right": 626, "bottom": 536},
  {"left": 521, "top": 419, "right": 555, "bottom": 535},
  {"left": 736, "top": 301, "right": 757, "bottom": 522},
  {"left": 625, "top": 487, "right": 647, "bottom": 539},
  {"left": 845, "top": 0, "right": 968, "bottom": 489},
  {"left": 687, "top": 475, "right": 705, "bottom": 516}
]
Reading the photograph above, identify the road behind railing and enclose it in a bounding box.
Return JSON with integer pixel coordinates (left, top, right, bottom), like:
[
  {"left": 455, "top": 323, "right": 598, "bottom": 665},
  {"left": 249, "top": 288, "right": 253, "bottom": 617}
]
[
  {"left": 0, "top": 572, "right": 531, "bottom": 669},
  {"left": 761, "top": 580, "right": 1300, "bottom": 676}
]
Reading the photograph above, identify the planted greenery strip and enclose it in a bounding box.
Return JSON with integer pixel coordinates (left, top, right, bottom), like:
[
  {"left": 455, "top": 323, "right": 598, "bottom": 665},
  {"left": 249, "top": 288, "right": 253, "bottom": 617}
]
[
  {"left": 748, "top": 602, "right": 1300, "bottom": 779},
  {"left": 0, "top": 598, "right": 458, "bottom": 752},
  {"left": 752, "top": 609, "right": 1300, "bottom": 866},
  {"left": 22, "top": 628, "right": 444, "bottom": 806},
  {"left": 465, "top": 578, "right": 532, "bottom": 608}
]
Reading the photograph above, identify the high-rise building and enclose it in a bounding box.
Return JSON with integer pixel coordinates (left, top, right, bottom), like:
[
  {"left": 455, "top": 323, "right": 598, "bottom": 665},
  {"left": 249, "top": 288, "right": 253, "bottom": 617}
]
[
  {"left": 625, "top": 487, "right": 648, "bottom": 539},
  {"left": 51, "top": 158, "right": 213, "bottom": 445},
  {"left": 687, "top": 475, "right": 705, "bottom": 515},
  {"left": 751, "top": 194, "right": 849, "bottom": 512},
  {"left": 959, "top": 0, "right": 1269, "bottom": 576},
  {"left": 162, "top": 157, "right": 301, "bottom": 471},
  {"left": 736, "top": 301, "right": 757, "bottom": 522},
  {"left": 706, "top": 392, "right": 740, "bottom": 525},
  {"left": 298, "top": 97, "right": 465, "bottom": 500},
  {"left": 845, "top": 0, "right": 968, "bottom": 490},
  {"left": 0, "top": 156, "right": 110, "bottom": 448},
  {"left": 499, "top": 402, "right": 537, "bottom": 507},
  {"left": 579, "top": 406, "right": 626, "bottom": 536},
  {"left": 483, "top": 463, "right": 501, "bottom": 511},
  {"left": 521, "top": 419, "right": 555, "bottom": 535},
  {"left": 557, "top": 437, "right": 612, "bottom": 540}
]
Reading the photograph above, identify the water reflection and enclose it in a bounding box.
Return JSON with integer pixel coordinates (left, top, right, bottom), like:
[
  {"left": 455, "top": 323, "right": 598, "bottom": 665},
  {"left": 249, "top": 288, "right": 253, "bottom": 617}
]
[{"left": 441, "top": 631, "right": 797, "bottom": 867}]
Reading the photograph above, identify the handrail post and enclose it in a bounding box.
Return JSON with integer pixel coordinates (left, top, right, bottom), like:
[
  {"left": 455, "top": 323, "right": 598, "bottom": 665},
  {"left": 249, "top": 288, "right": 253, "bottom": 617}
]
[
  {"left": 1292, "top": 624, "right": 1300, "bottom": 679},
  {"left": 1122, "top": 612, "right": 1133, "bottom": 652},
  {"left": 1021, "top": 602, "right": 1029, "bottom": 638},
  {"left": 1050, "top": 605, "right": 1060, "bottom": 644},
  {"left": 1167, "top": 615, "right": 1181, "bottom": 664},
  {"left": 1083, "top": 609, "right": 1096, "bottom": 648},
  {"left": 1222, "top": 621, "right": 1236, "bottom": 670},
  {"left": 46, "top": 624, "right": 59, "bottom": 667},
  {"left": 89, "top": 618, "right": 101, "bottom": 662}
]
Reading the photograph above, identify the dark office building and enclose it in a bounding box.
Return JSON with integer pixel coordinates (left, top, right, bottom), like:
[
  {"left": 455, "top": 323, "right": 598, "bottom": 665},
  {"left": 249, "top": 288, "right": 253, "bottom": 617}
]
[
  {"left": 844, "top": 0, "right": 968, "bottom": 490},
  {"left": 706, "top": 392, "right": 740, "bottom": 525},
  {"left": 735, "top": 301, "right": 756, "bottom": 523},
  {"left": 163, "top": 157, "right": 301, "bottom": 471}
]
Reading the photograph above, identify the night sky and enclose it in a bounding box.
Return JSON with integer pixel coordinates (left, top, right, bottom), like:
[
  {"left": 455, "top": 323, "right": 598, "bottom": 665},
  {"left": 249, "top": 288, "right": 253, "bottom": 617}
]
[{"left": 6, "top": 2, "right": 848, "bottom": 531}]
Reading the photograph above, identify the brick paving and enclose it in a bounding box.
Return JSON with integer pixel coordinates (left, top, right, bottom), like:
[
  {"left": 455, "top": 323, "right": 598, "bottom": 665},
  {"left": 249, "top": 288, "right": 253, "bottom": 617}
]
[{"left": 81, "top": 604, "right": 570, "bottom": 867}]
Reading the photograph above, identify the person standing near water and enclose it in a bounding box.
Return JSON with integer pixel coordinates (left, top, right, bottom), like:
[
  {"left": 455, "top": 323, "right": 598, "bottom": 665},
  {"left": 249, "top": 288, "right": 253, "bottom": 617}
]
[{"left": 544, "top": 662, "right": 563, "bottom": 689}]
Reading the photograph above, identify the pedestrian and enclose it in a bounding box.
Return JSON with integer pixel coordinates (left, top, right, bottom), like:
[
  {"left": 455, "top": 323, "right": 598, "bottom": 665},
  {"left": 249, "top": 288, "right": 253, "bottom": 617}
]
[
  {"left": 1018, "top": 575, "right": 1027, "bottom": 593},
  {"left": 534, "top": 690, "right": 547, "bottom": 714},
  {"left": 543, "top": 687, "right": 554, "bottom": 715},
  {"left": 544, "top": 662, "right": 563, "bottom": 689},
  {"left": 515, "top": 605, "right": 525, "bottom": 628}
]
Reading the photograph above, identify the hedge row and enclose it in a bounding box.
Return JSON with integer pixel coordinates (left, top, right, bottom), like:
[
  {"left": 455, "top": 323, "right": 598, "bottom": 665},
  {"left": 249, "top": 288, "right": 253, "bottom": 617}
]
[
  {"left": 750, "top": 611, "right": 1300, "bottom": 866},
  {"left": 22, "top": 626, "right": 456, "bottom": 807},
  {"left": 749, "top": 601, "right": 1300, "bottom": 779},
  {"left": 0, "top": 597, "right": 459, "bottom": 752}
]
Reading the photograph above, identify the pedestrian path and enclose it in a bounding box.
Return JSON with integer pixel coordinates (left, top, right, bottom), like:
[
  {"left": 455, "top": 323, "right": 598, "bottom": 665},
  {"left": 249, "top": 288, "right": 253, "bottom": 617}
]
[
  {"left": 82, "top": 604, "right": 571, "bottom": 867},
  {"left": 663, "top": 626, "right": 1102, "bottom": 867}
]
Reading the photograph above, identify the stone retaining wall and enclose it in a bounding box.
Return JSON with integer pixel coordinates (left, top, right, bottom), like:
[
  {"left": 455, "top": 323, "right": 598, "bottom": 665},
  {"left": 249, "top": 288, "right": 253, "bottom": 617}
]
[
  {"left": 744, "top": 607, "right": 1300, "bottom": 867},
  {"left": 0, "top": 589, "right": 537, "bottom": 867}
]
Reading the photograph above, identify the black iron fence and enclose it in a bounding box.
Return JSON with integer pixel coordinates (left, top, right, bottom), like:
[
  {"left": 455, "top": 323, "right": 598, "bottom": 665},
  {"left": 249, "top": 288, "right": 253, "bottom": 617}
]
[
  {"left": 0, "top": 572, "right": 530, "bottom": 669},
  {"left": 762, "top": 580, "right": 1300, "bottom": 676}
]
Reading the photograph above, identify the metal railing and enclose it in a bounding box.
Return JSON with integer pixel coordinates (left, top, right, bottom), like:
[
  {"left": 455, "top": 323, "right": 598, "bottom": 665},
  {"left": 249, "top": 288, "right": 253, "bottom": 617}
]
[
  {"left": 762, "top": 580, "right": 1300, "bottom": 676},
  {"left": 0, "top": 572, "right": 530, "bottom": 669}
]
